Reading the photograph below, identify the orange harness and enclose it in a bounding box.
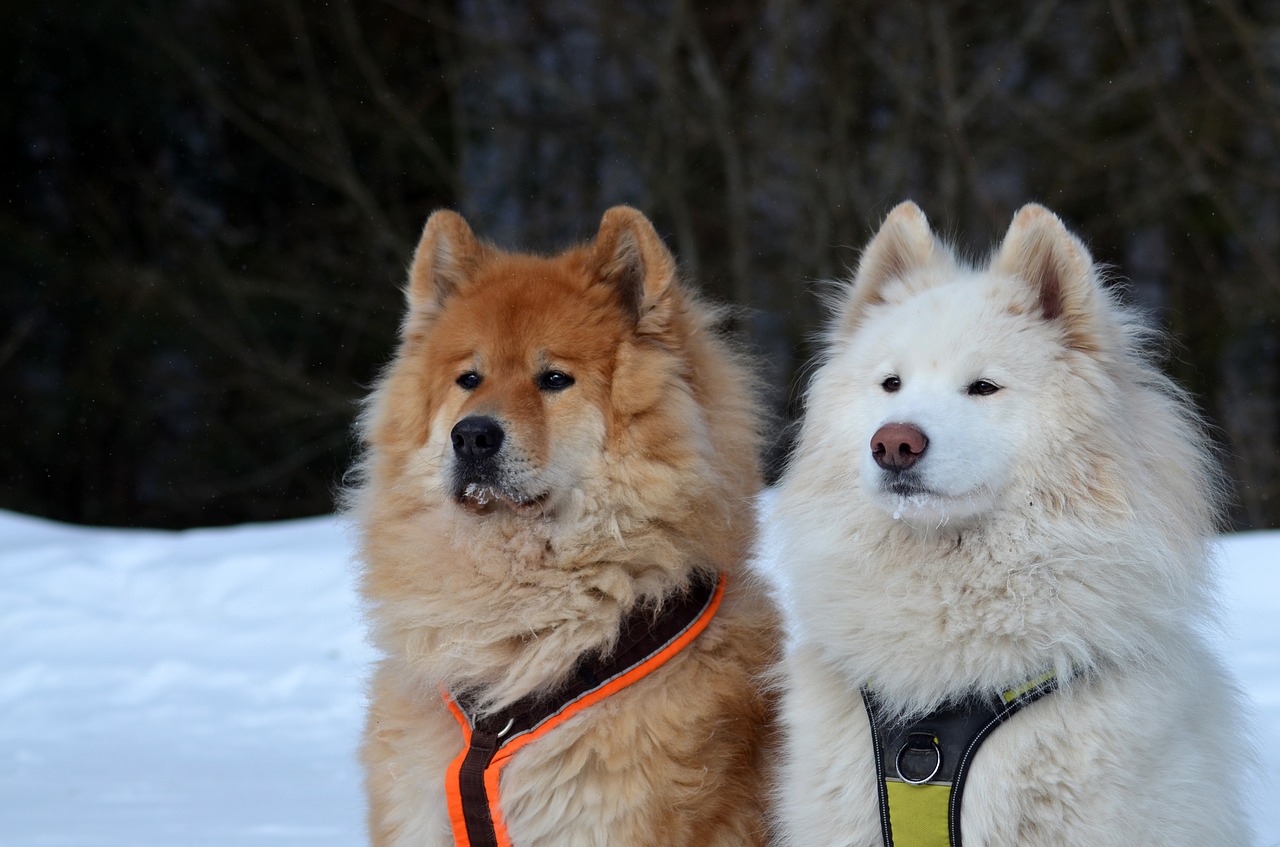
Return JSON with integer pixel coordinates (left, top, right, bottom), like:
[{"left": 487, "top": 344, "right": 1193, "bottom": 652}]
[{"left": 441, "top": 571, "right": 726, "bottom": 847}]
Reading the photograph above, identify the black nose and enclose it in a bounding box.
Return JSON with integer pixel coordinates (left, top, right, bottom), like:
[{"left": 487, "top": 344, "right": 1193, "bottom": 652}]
[{"left": 451, "top": 416, "right": 504, "bottom": 460}]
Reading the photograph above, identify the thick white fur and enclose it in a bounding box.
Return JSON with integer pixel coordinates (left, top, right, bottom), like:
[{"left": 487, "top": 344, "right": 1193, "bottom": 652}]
[{"left": 772, "top": 202, "right": 1252, "bottom": 846}]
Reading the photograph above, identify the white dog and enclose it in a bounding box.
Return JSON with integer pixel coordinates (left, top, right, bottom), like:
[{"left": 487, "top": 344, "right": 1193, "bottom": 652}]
[{"left": 771, "top": 202, "right": 1252, "bottom": 846}]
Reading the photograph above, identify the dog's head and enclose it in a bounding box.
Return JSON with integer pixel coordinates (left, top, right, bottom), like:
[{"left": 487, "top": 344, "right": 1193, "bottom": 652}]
[
  {"left": 362, "top": 205, "right": 717, "bottom": 523},
  {"left": 806, "top": 201, "right": 1125, "bottom": 527}
]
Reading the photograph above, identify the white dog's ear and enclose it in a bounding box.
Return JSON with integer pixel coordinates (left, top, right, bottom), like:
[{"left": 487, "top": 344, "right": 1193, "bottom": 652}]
[
  {"left": 837, "top": 201, "right": 946, "bottom": 330},
  {"left": 992, "top": 204, "right": 1102, "bottom": 351},
  {"left": 592, "top": 206, "right": 678, "bottom": 333},
  {"left": 406, "top": 209, "right": 484, "bottom": 321}
]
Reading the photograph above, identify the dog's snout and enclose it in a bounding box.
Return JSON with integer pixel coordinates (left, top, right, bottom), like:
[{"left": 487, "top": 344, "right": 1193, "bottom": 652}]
[
  {"left": 451, "top": 416, "right": 505, "bottom": 460},
  {"left": 871, "top": 423, "right": 928, "bottom": 471}
]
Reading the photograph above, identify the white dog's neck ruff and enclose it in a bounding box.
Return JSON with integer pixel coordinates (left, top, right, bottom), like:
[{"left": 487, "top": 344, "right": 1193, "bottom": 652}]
[{"left": 861, "top": 671, "right": 1060, "bottom": 847}]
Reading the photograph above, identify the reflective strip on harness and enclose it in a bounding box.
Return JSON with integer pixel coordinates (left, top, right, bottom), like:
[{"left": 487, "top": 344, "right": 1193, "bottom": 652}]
[
  {"left": 862, "top": 672, "right": 1059, "bottom": 847},
  {"left": 443, "top": 571, "right": 727, "bottom": 847}
]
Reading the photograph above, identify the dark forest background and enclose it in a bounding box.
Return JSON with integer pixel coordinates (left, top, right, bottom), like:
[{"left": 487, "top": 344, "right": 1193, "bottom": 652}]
[{"left": 3, "top": 0, "right": 1278, "bottom": 530}]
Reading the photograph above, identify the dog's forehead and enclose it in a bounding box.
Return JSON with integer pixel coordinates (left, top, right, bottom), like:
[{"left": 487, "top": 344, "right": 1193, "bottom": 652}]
[
  {"left": 853, "top": 276, "right": 1048, "bottom": 370},
  {"left": 432, "top": 257, "right": 630, "bottom": 366}
]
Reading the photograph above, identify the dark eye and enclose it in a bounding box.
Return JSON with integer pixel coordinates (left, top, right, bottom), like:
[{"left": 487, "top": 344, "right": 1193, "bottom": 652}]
[
  {"left": 881, "top": 376, "right": 901, "bottom": 393},
  {"left": 538, "top": 370, "right": 575, "bottom": 392},
  {"left": 456, "top": 372, "right": 482, "bottom": 390},
  {"left": 967, "top": 379, "right": 1001, "bottom": 396}
]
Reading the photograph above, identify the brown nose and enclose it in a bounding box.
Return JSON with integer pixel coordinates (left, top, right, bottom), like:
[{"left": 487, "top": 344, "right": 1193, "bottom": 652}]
[{"left": 871, "top": 423, "right": 928, "bottom": 471}]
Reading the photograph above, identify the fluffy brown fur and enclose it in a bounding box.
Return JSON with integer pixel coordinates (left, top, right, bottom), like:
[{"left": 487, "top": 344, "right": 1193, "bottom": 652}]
[{"left": 347, "top": 206, "right": 778, "bottom": 846}]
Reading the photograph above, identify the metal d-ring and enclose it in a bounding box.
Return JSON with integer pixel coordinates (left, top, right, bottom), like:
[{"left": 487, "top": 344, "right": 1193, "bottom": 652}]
[
  {"left": 468, "top": 711, "right": 516, "bottom": 739},
  {"left": 895, "top": 732, "right": 942, "bottom": 784}
]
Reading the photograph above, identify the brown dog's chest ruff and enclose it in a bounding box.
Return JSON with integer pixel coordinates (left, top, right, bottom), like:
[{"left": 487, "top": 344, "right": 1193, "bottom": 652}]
[{"left": 442, "top": 571, "right": 726, "bottom": 847}]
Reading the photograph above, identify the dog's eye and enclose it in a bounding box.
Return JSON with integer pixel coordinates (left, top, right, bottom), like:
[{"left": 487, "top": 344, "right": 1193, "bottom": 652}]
[
  {"left": 456, "top": 372, "right": 482, "bottom": 390},
  {"left": 967, "top": 379, "right": 1001, "bottom": 396},
  {"left": 881, "top": 376, "right": 901, "bottom": 393},
  {"left": 538, "top": 370, "right": 575, "bottom": 392}
]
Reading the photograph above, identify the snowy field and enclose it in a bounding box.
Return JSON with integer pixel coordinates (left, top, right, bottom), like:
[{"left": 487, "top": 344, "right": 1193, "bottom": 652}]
[{"left": 1, "top": 506, "right": 1276, "bottom": 846}]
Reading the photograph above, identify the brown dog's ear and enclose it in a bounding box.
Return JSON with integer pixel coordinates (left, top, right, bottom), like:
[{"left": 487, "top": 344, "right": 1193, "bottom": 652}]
[
  {"left": 591, "top": 206, "right": 678, "bottom": 330},
  {"left": 406, "top": 210, "right": 483, "bottom": 317},
  {"left": 991, "top": 204, "right": 1102, "bottom": 352},
  {"left": 836, "top": 201, "right": 949, "bottom": 332}
]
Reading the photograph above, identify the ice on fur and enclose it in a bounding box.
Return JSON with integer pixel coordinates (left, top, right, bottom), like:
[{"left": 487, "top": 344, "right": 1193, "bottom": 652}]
[
  {"left": 771, "top": 202, "right": 1251, "bottom": 846},
  {"left": 347, "top": 207, "right": 778, "bottom": 846}
]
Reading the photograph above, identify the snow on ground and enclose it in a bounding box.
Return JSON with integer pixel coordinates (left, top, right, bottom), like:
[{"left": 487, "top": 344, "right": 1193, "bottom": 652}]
[
  {"left": 0, "top": 514, "right": 373, "bottom": 846},
  {"left": 0, "top": 507, "right": 1276, "bottom": 845}
]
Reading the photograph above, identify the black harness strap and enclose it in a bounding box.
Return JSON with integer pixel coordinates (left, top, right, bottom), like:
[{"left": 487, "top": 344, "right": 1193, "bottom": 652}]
[
  {"left": 862, "top": 672, "right": 1060, "bottom": 847},
  {"left": 447, "top": 569, "right": 724, "bottom": 847}
]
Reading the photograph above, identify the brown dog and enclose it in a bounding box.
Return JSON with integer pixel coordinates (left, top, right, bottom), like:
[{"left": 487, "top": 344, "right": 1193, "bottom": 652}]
[{"left": 348, "top": 207, "right": 778, "bottom": 846}]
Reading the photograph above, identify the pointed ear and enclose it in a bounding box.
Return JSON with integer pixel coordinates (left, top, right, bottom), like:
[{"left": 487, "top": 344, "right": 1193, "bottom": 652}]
[
  {"left": 591, "top": 206, "right": 677, "bottom": 330},
  {"left": 836, "top": 201, "right": 947, "bottom": 330},
  {"left": 406, "top": 209, "right": 483, "bottom": 316},
  {"left": 991, "top": 204, "right": 1101, "bottom": 351}
]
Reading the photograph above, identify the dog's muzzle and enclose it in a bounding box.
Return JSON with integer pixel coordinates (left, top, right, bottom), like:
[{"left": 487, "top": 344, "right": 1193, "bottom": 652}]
[{"left": 450, "top": 415, "right": 505, "bottom": 497}]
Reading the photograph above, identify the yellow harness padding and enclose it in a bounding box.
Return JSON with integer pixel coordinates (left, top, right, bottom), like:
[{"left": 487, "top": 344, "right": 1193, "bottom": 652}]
[{"left": 884, "top": 781, "right": 952, "bottom": 847}]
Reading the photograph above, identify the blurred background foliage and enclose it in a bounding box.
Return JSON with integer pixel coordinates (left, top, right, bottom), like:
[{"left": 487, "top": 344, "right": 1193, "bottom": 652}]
[{"left": 2, "top": 0, "right": 1277, "bottom": 529}]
